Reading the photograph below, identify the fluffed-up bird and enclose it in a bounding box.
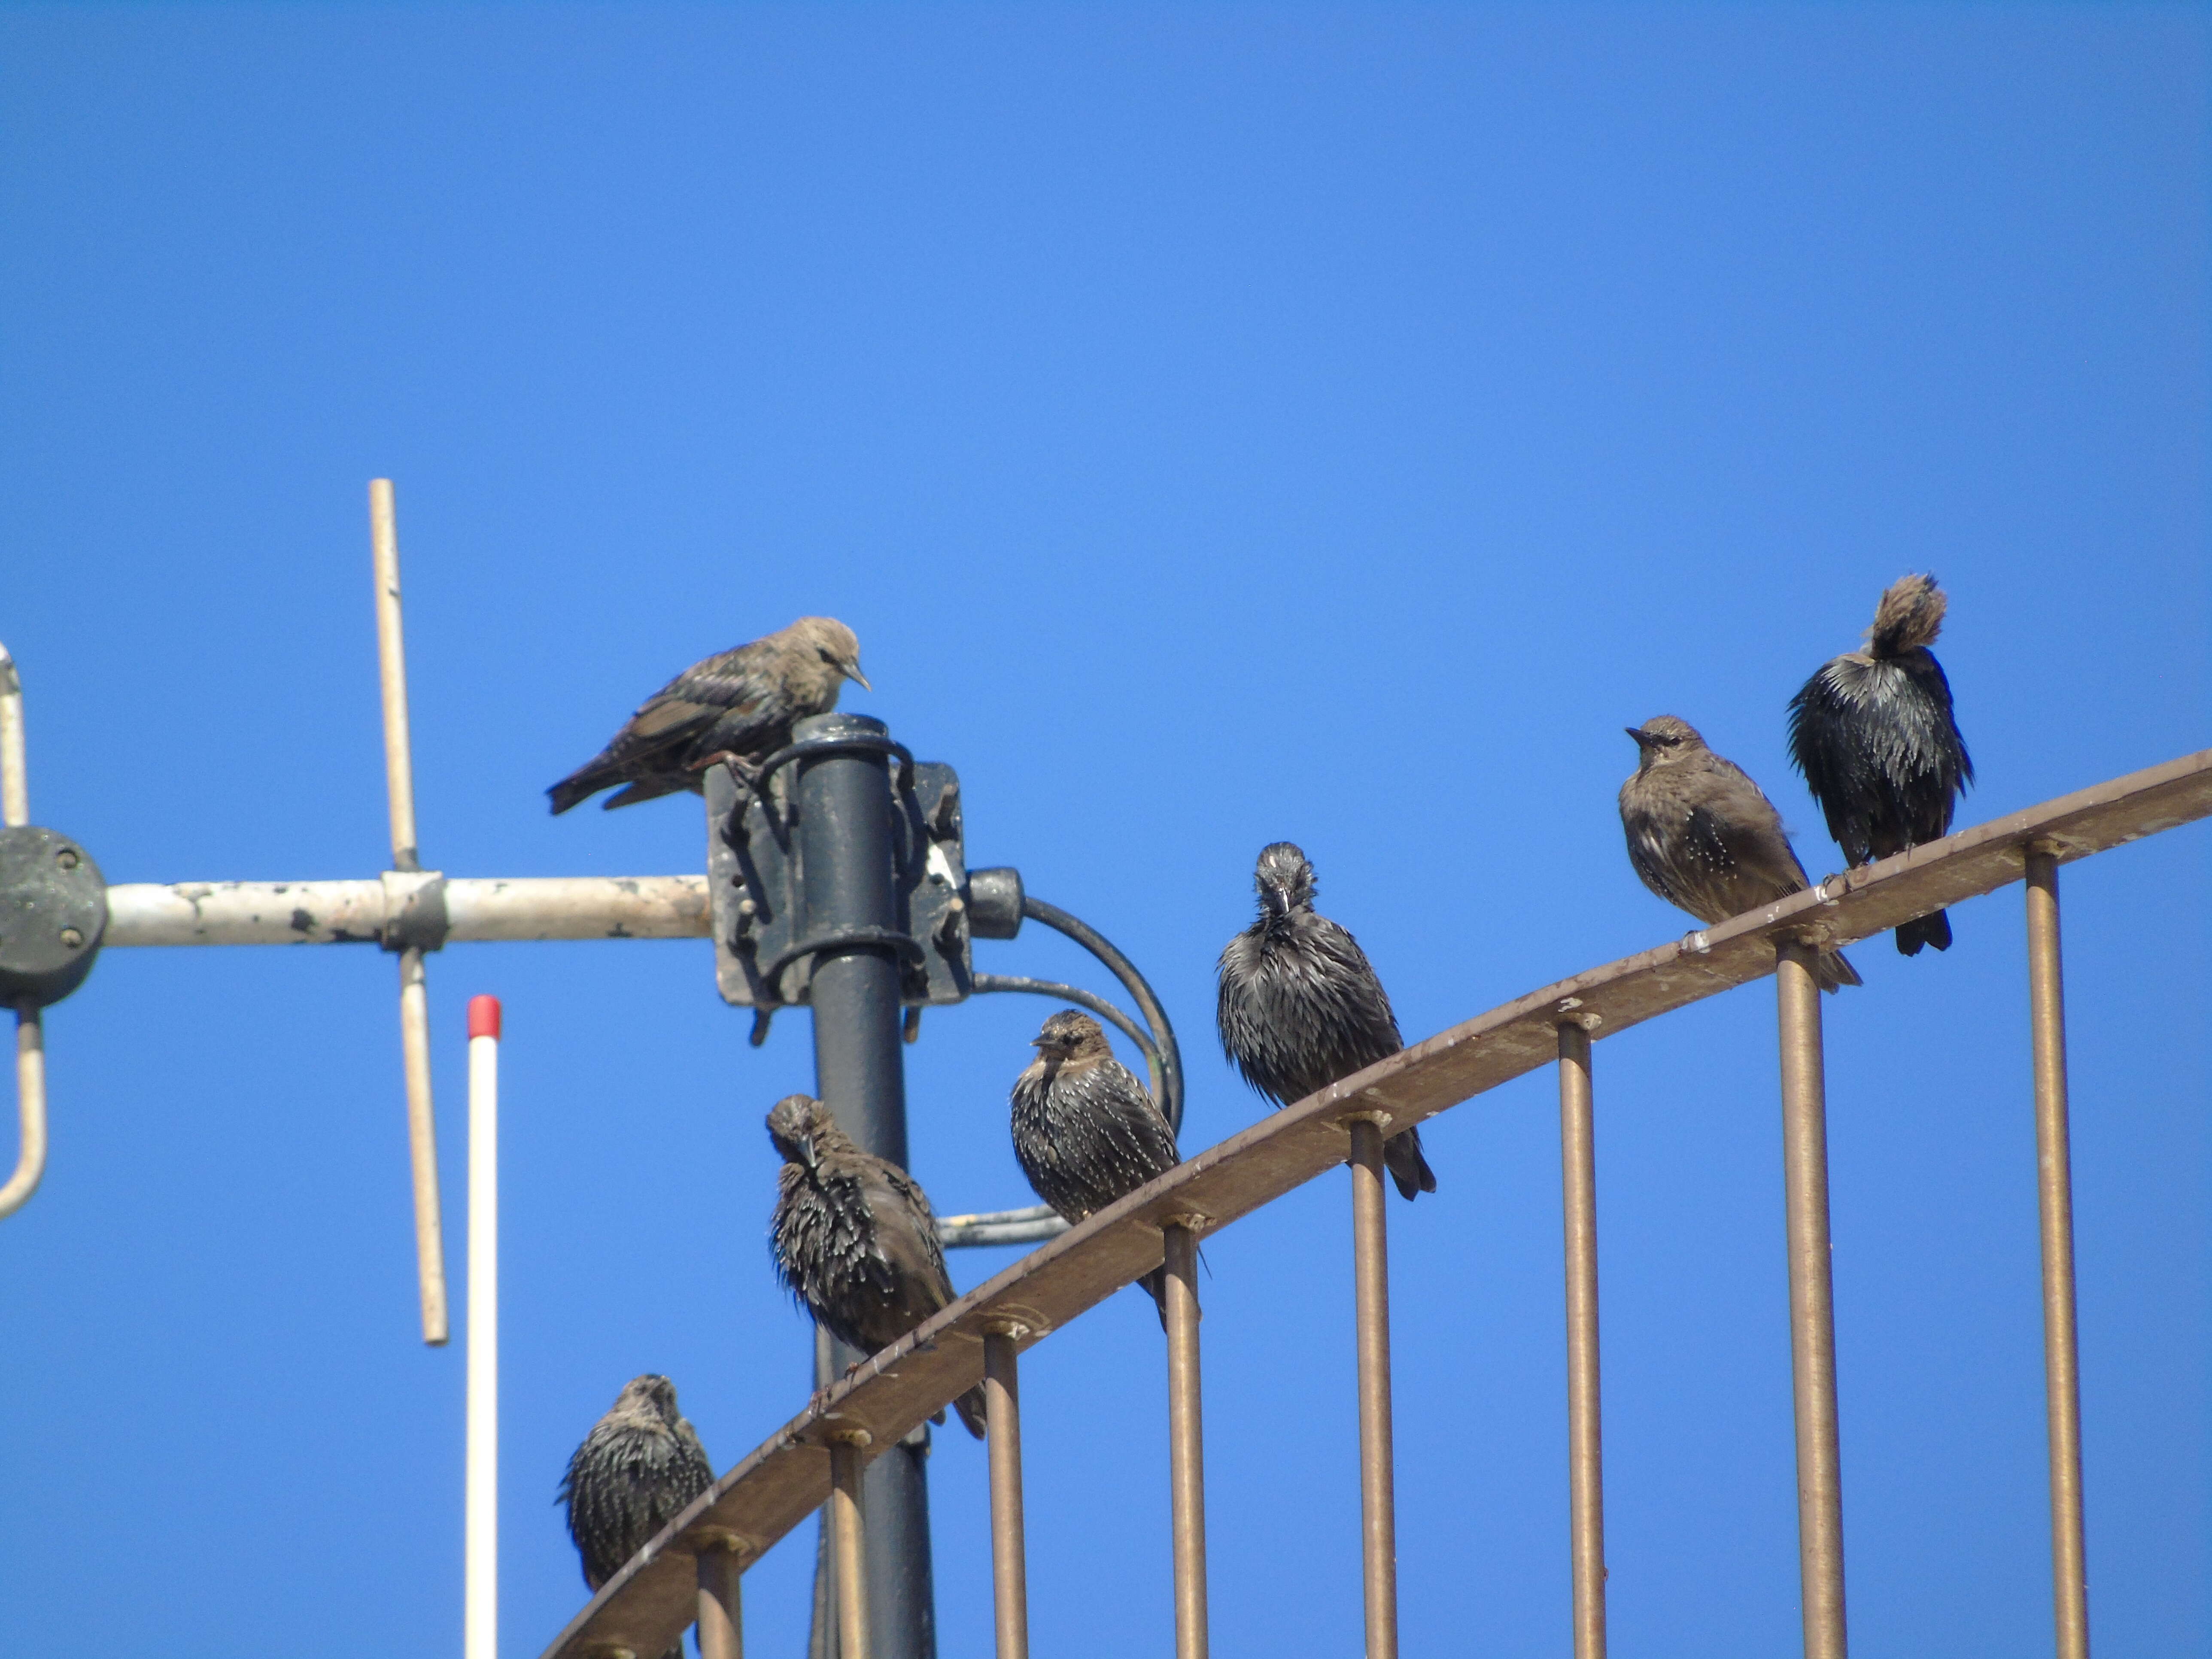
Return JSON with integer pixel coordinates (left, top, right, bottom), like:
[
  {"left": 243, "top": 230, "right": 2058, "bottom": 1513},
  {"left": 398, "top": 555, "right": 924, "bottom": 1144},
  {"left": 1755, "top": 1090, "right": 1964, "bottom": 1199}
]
[
  {"left": 766, "top": 1094, "right": 986, "bottom": 1438},
  {"left": 559, "top": 1373, "right": 714, "bottom": 1656},
  {"left": 1217, "top": 842, "right": 1437, "bottom": 1200},
  {"left": 1620, "top": 716, "right": 1861, "bottom": 992},
  {"left": 547, "top": 617, "right": 869, "bottom": 813},
  {"left": 1011, "top": 1009, "right": 1182, "bottom": 1322},
  {"left": 1787, "top": 573, "right": 1974, "bottom": 955}
]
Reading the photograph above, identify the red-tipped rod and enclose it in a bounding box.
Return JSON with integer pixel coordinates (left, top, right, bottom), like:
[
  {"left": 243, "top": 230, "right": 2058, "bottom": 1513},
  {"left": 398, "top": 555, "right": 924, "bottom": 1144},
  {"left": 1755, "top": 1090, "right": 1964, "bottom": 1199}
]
[{"left": 466, "top": 995, "right": 501, "bottom": 1659}]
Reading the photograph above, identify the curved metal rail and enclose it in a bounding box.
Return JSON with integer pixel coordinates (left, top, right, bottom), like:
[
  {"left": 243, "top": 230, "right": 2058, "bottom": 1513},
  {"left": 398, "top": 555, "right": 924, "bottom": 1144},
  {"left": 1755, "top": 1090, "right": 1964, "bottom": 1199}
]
[{"left": 536, "top": 747, "right": 2212, "bottom": 1659}]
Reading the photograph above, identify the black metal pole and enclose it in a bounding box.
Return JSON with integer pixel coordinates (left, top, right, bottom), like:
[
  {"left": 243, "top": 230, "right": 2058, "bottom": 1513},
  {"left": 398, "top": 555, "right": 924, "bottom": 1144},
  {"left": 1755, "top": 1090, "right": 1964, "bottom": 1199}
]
[{"left": 795, "top": 712, "right": 936, "bottom": 1659}]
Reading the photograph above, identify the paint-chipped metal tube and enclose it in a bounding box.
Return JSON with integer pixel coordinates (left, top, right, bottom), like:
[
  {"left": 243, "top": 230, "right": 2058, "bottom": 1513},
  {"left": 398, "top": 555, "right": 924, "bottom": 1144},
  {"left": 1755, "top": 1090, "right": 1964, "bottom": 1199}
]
[
  {"left": 828, "top": 1437, "right": 871, "bottom": 1659},
  {"left": 1348, "top": 1120, "right": 1400, "bottom": 1659},
  {"left": 2026, "top": 848, "right": 2091, "bottom": 1659},
  {"left": 1164, "top": 1221, "right": 1209, "bottom": 1659},
  {"left": 0, "top": 644, "right": 48, "bottom": 1223},
  {"left": 984, "top": 1327, "right": 1031, "bottom": 1659},
  {"left": 0, "top": 1009, "right": 46, "bottom": 1220},
  {"left": 102, "top": 876, "right": 713, "bottom": 946},
  {"left": 1776, "top": 942, "right": 1849, "bottom": 1659},
  {"left": 1557, "top": 1023, "right": 1608, "bottom": 1659}
]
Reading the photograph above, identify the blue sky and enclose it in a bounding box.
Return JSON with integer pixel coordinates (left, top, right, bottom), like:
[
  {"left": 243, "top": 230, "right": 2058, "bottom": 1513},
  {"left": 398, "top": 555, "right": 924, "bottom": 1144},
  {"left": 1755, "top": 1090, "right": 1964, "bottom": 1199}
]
[{"left": 2, "top": 5, "right": 2206, "bottom": 1655}]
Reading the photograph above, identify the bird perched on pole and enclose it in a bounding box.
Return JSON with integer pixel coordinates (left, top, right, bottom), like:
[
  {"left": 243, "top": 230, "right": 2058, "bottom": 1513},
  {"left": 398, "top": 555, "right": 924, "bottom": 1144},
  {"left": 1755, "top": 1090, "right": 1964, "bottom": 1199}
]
[
  {"left": 559, "top": 1373, "right": 714, "bottom": 1647},
  {"left": 766, "top": 1094, "right": 986, "bottom": 1438},
  {"left": 1787, "top": 573, "right": 1974, "bottom": 955},
  {"left": 1619, "top": 716, "right": 1861, "bottom": 992},
  {"left": 547, "top": 617, "right": 869, "bottom": 813},
  {"left": 1011, "top": 1009, "right": 1182, "bottom": 1322},
  {"left": 1217, "top": 842, "right": 1438, "bottom": 1200}
]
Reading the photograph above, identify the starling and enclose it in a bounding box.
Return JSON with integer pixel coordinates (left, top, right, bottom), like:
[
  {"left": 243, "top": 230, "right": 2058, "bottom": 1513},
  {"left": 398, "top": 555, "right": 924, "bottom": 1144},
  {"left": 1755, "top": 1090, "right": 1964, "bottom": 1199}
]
[
  {"left": 1216, "top": 842, "right": 1438, "bottom": 1200},
  {"left": 766, "top": 1094, "right": 986, "bottom": 1438},
  {"left": 1787, "top": 574, "right": 1974, "bottom": 955},
  {"left": 547, "top": 617, "right": 869, "bottom": 813},
  {"left": 1620, "top": 716, "right": 1861, "bottom": 992},
  {"left": 1011, "top": 1009, "right": 1182, "bottom": 1322},
  {"left": 559, "top": 1373, "right": 714, "bottom": 1638}
]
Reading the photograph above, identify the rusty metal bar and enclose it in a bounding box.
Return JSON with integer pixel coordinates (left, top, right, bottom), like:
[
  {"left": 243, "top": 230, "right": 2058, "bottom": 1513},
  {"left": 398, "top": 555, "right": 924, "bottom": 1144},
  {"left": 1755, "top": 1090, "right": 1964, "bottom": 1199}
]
[
  {"left": 983, "top": 1326, "right": 1030, "bottom": 1659},
  {"left": 1347, "top": 1119, "right": 1399, "bottom": 1659},
  {"left": 696, "top": 1538, "right": 745, "bottom": 1659},
  {"left": 102, "top": 875, "right": 712, "bottom": 947},
  {"left": 0, "top": 1008, "right": 46, "bottom": 1221},
  {"left": 533, "top": 751, "right": 2212, "bottom": 1659},
  {"left": 1164, "top": 1220, "right": 1209, "bottom": 1659},
  {"left": 1557, "top": 1021, "right": 1607, "bottom": 1659},
  {"left": 1776, "top": 941, "right": 1848, "bottom": 1659},
  {"left": 2026, "top": 848, "right": 2091, "bottom": 1659},
  {"left": 827, "top": 1437, "right": 870, "bottom": 1659},
  {"left": 0, "top": 644, "right": 48, "bottom": 1224},
  {"left": 368, "top": 479, "right": 449, "bottom": 1348}
]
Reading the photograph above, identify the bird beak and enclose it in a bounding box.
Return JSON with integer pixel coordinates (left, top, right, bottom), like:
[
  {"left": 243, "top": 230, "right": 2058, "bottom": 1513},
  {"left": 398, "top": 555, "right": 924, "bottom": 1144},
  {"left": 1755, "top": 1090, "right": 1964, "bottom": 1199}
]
[
  {"left": 1261, "top": 882, "right": 1291, "bottom": 918},
  {"left": 798, "top": 1140, "right": 819, "bottom": 1173},
  {"left": 1625, "top": 727, "right": 1648, "bottom": 747},
  {"left": 844, "top": 663, "right": 872, "bottom": 692}
]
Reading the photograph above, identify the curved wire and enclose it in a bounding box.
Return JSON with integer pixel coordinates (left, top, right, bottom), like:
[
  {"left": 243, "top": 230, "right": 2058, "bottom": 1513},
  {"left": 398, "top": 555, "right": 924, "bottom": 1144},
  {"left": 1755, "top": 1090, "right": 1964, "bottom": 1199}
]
[
  {"left": 1018, "top": 895, "right": 1185, "bottom": 1133},
  {"left": 971, "top": 973, "right": 1161, "bottom": 1084}
]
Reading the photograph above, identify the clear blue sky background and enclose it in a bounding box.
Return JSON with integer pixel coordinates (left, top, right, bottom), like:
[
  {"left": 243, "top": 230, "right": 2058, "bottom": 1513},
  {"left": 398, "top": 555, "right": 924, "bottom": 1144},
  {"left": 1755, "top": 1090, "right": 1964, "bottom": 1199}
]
[{"left": 2, "top": 5, "right": 2205, "bottom": 1656}]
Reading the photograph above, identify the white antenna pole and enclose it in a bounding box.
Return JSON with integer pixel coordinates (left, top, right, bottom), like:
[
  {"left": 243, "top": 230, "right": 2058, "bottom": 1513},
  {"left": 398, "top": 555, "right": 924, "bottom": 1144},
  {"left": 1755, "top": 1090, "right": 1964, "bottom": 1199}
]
[{"left": 466, "top": 995, "right": 502, "bottom": 1659}]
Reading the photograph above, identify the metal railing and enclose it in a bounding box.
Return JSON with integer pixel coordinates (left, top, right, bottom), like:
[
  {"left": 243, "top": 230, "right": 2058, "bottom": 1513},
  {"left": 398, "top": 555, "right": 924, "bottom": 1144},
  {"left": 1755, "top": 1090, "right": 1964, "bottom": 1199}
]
[{"left": 532, "top": 745, "right": 2211, "bottom": 1659}]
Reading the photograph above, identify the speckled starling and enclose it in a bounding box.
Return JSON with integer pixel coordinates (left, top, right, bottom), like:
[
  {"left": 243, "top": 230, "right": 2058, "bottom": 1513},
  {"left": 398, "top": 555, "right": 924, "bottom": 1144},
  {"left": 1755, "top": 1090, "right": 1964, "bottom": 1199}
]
[
  {"left": 1012, "top": 1009, "right": 1182, "bottom": 1320},
  {"left": 548, "top": 617, "right": 869, "bottom": 813},
  {"left": 558, "top": 1373, "right": 714, "bottom": 1632},
  {"left": 766, "top": 1094, "right": 985, "bottom": 1438},
  {"left": 1787, "top": 574, "right": 1974, "bottom": 955},
  {"left": 1217, "top": 842, "right": 1437, "bottom": 1200},
  {"left": 1620, "top": 716, "right": 1861, "bottom": 992}
]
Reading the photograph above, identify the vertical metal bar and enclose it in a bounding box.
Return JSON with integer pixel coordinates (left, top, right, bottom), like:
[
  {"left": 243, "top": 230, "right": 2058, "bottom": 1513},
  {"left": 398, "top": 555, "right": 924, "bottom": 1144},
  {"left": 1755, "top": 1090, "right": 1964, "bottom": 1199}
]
[
  {"left": 829, "top": 1437, "right": 872, "bottom": 1659},
  {"left": 698, "top": 1540, "right": 746, "bottom": 1659},
  {"left": 1348, "top": 1120, "right": 1400, "bottom": 1659},
  {"left": 1164, "top": 1219, "right": 1209, "bottom": 1659},
  {"left": 2026, "top": 849, "right": 2092, "bottom": 1659},
  {"left": 0, "top": 646, "right": 49, "bottom": 1224},
  {"left": 465, "top": 998, "right": 501, "bottom": 1659},
  {"left": 796, "top": 711, "right": 935, "bottom": 1659},
  {"left": 0, "top": 1007, "right": 46, "bottom": 1220},
  {"left": 1557, "top": 1023, "right": 1607, "bottom": 1659},
  {"left": 984, "top": 1327, "right": 1030, "bottom": 1659},
  {"left": 368, "top": 480, "right": 421, "bottom": 872},
  {"left": 1775, "top": 941, "right": 1849, "bottom": 1659},
  {"left": 369, "top": 480, "right": 448, "bottom": 1347},
  {"left": 398, "top": 945, "right": 448, "bottom": 1345}
]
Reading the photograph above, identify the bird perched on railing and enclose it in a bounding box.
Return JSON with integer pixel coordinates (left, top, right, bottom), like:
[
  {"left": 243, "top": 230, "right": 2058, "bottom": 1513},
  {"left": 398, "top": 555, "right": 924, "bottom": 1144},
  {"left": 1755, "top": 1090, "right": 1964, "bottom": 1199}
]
[
  {"left": 766, "top": 1094, "right": 986, "bottom": 1438},
  {"left": 1012, "top": 1009, "right": 1182, "bottom": 1322},
  {"left": 1787, "top": 574, "right": 1974, "bottom": 955},
  {"left": 1217, "top": 842, "right": 1438, "bottom": 1200},
  {"left": 547, "top": 617, "right": 869, "bottom": 812},
  {"left": 559, "top": 1373, "right": 714, "bottom": 1653},
  {"left": 1620, "top": 716, "right": 1861, "bottom": 992}
]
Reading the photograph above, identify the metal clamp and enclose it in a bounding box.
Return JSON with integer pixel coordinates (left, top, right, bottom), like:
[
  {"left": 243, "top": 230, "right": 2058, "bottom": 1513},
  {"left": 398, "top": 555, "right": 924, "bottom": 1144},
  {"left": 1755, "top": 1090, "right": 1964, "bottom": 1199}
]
[{"left": 760, "top": 925, "right": 926, "bottom": 991}]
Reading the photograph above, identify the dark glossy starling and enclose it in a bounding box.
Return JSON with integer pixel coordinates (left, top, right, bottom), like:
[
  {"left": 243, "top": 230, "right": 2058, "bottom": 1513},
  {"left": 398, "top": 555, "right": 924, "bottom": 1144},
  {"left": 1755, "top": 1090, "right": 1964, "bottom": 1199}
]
[
  {"left": 766, "top": 1094, "right": 986, "bottom": 1438},
  {"left": 1011, "top": 1009, "right": 1182, "bottom": 1322},
  {"left": 1620, "top": 716, "right": 1861, "bottom": 992},
  {"left": 548, "top": 617, "right": 869, "bottom": 813},
  {"left": 1216, "top": 843, "right": 1437, "bottom": 1200},
  {"left": 558, "top": 1373, "right": 714, "bottom": 1635},
  {"left": 1787, "top": 574, "right": 1975, "bottom": 955}
]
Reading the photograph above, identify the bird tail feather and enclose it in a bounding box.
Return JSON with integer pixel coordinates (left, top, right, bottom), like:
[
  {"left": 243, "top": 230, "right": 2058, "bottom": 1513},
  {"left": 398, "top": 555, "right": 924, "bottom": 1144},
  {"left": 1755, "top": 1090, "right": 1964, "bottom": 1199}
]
[
  {"left": 1384, "top": 1127, "right": 1438, "bottom": 1200},
  {"left": 953, "top": 1385, "right": 988, "bottom": 1440},
  {"left": 1814, "top": 946, "right": 1862, "bottom": 993},
  {"left": 1896, "top": 909, "right": 1952, "bottom": 956},
  {"left": 1141, "top": 1264, "right": 1169, "bottom": 1331}
]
